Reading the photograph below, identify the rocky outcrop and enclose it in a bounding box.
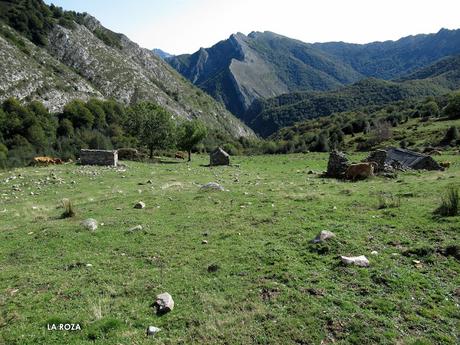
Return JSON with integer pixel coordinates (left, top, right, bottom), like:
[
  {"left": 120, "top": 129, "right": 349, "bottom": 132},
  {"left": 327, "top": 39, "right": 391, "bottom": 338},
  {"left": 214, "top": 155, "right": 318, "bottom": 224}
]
[
  {"left": 0, "top": 17, "right": 255, "bottom": 139},
  {"left": 325, "top": 151, "right": 350, "bottom": 178}
]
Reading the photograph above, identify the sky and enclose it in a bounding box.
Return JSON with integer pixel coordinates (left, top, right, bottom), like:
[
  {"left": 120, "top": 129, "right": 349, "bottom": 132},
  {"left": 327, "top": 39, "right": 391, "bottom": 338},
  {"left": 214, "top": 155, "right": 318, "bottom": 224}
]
[{"left": 44, "top": 0, "right": 460, "bottom": 55}]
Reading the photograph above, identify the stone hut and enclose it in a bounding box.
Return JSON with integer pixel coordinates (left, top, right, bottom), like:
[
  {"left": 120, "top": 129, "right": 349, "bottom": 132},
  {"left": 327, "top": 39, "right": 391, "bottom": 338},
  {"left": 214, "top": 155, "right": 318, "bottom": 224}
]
[
  {"left": 365, "top": 148, "right": 443, "bottom": 171},
  {"left": 325, "top": 150, "right": 350, "bottom": 178},
  {"left": 210, "top": 147, "right": 230, "bottom": 166},
  {"left": 80, "top": 149, "right": 118, "bottom": 167}
]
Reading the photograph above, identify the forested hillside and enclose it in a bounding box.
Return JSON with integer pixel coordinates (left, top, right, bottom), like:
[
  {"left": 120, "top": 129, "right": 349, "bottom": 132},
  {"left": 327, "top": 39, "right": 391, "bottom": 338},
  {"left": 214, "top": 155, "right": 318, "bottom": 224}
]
[
  {"left": 246, "top": 77, "right": 455, "bottom": 136},
  {"left": 0, "top": 0, "right": 254, "bottom": 139},
  {"left": 167, "top": 29, "right": 460, "bottom": 126}
]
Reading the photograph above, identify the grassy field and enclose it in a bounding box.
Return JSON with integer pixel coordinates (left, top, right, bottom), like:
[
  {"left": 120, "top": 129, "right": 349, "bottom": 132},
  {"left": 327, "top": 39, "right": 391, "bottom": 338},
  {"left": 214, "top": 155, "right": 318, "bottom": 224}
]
[{"left": 0, "top": 153, "right": 459, "bottom": 345}]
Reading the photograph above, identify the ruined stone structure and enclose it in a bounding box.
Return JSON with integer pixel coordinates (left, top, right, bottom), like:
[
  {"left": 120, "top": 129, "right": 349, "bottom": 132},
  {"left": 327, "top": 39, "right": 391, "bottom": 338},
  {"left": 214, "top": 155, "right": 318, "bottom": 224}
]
[
  {"left": 210, "top": 147, "right": 230, "bottom": 166},
  {"left": 80, "top": 149, "right": 118, "bottom": 166},
  {"left": 325, "top": 150, "right": 350, "bottom": 178},
  {"left": 365, "top": 148, "right": 443, "bottom": 171}
]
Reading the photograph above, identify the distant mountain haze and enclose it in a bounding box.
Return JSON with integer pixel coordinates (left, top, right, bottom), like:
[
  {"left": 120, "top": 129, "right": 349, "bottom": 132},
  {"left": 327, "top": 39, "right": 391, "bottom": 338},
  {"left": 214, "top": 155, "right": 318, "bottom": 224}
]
[{"left": 152, "top": 48, "right": 173, "bottom": 59}]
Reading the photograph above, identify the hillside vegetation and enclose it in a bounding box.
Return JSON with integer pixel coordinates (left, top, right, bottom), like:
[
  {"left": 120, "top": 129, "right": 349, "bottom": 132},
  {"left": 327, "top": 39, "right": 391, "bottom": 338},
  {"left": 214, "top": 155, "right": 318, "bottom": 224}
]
[
  {"left": 246, "top": 76, "right": 456, "bottom": 137},
  {"left": 0, "top": 0, "right": 254, "bottom": 139},
  {"left": 266, "top": 92, "right": 460, "bottom": 154},
  {"left": 167, "top": 29, "right": 460, "bottom": 124}
]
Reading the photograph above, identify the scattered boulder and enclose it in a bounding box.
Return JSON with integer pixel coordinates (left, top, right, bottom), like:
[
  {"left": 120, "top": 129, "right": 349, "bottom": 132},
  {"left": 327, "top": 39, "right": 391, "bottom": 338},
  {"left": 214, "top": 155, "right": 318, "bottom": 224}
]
[
  {"left": 202, "top": 240, "right": 208, "bottom": 245},
  {"left": 210, "top": 147, "right": 230, "bottom": 166},
  {"left": 340, "top": 255, "right": 369, "bottom": 267},
  {"left": 134, "top": 201, "right": 146, "bottom": 209},
  {"left": 154, "top": 292, "right": 174, "bottom": 315},
  {"left": 311, "top": 230, "right": 336, "bottom": 243},
  {"left": 146, "top": 326, "right": 161, "bottom": 336},
  {"left": 81, "top": 218, "right": 98, "bottom": 231},
  {"left": 200, "top": 182, "right": 225, "bottom": 191},
  {"left": 325, "top": 150, "right": 350, "bottom": 178},
  {"left": 127, "top": 225, "right": 143, "bottom": 233}
]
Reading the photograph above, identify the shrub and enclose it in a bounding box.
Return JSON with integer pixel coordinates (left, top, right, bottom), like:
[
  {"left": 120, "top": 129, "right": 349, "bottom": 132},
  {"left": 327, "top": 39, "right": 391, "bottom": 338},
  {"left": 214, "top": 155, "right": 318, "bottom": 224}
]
[
  {"left": 377, "top": 193, "right": 400, "bottom": 209},
  {"left": 434, "top": 185, "right": 459, "bottom": 217},
  {"left": 61, "top": 198, "right": 76, "bottom": 218}
]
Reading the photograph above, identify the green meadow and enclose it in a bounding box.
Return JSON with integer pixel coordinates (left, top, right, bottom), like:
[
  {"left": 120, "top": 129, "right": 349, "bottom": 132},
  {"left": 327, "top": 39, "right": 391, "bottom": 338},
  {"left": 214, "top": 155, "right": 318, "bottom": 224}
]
[{"left": 0, "top": 153, "right": 459, "bottom": 345}]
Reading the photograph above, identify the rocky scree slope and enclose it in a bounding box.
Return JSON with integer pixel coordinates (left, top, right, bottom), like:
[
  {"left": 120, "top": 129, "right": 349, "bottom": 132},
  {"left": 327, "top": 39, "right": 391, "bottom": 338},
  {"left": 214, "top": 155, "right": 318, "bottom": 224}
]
[{"left": 0, "top": 13, "right": 254, "bottom": 138}]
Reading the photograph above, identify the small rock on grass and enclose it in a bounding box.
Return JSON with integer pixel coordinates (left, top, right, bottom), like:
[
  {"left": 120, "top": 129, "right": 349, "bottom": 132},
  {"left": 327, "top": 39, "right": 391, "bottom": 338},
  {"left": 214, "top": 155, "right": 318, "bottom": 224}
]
[
  {"left": 207, "top": 264, "right": 219, "bottom": 273},
  {"left": 200, "top": 182, "right": 225, "bottom": 191},
  {"left": 154, "top": 292, "right": 174, "bottom": 315},
  {"left": 340, "top": 255, "right": 369, "bottom": 267},
  {"left": 134, "top": 201, "right": 145, "bottom": 209},
  {"left": 81, "top": 218, "right": 98, "bottom": 231},
  {"left": 146, "top": 326, "right": 160, "bottom": 336},
  {"left": 127, "top": 225, "right": 143, "bottom": 233},
  {"left": 311, "top": 230, "right": 336, "bottom": 243}
]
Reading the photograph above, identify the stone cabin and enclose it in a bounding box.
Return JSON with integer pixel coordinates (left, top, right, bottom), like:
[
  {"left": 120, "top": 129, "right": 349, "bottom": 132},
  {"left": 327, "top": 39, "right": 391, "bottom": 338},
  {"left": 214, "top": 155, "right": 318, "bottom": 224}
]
[
  {"left": 366, "top": 148, "right": 443, "bottom": 171},
  {"left": 210, "top": 147, "right": 230, "bottom": 166},
  {"left": 80, "top": 149, "right": 118, "bottom": 167}
]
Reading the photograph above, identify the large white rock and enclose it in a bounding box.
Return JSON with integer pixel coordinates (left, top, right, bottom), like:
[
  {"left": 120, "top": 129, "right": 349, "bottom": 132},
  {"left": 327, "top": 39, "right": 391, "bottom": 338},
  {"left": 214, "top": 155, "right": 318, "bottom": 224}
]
[
  {"left": 154, "top": 292, "right": 174, "bottom": 315},
  {"left": 146, "top": 326, "right": 161, "bottom": 336},
  {"left": 340, "top": 255, "right": 369, "bottom": 267},
  {"left": 134, "top": 201, "right": 146, "bottom": 209},
  {"left": 81, "top": 218, "right": 98, "bottom": 231},
  {"left": 311, "top": 230, "right": 336, "bottom": 243}
]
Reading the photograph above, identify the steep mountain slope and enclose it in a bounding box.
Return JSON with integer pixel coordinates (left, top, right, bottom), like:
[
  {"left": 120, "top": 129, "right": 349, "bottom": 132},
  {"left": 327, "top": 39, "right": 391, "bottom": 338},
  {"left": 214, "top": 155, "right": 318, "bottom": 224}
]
[
  {"left": 247, "top": 78, "right": 454, "bottom": 137},
  {"left": 168, "top": 31, "right": 363, "bottom": 117},
  {"left": 399, "top": 54, "right": 460, "bottom": 89},
  {"left": 313, "top": 28, "right": 460, "bottom": 79},
  {"left": 0, "top": 0, "right": 254, "bottom": 138},
  {"left": 168, "top": 28, "right": 460, "bottom": 127}
]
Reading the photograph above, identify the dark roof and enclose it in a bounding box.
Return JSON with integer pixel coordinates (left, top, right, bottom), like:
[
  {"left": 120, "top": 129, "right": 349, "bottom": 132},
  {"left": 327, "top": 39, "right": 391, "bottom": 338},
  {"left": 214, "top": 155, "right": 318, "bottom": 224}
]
[
  {"left": 211, "top": 147, "right": 229, "bottom": 157},
  {"left": 385, "top": 148, "right": 430, "bottom": 168}
]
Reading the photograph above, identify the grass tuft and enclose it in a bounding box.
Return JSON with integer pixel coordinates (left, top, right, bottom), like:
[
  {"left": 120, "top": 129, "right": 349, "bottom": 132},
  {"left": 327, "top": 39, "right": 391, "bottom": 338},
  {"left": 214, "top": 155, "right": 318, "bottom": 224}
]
[
  {"left": 434, "top": 185, "right": 459, "bottom": 217},
  {"left": 61, "top": 198, "right": 76, "bottom": 218},
  {"left": 377, "top": 192, "right": 401, "bottom": 209}
]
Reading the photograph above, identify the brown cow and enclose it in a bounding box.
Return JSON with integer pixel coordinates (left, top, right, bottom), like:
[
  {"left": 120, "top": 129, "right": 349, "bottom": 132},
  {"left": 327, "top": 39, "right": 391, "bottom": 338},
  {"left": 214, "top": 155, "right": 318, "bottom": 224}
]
[
  {"left": 175, "top": 151, "right": 186, "bottom": 160},
  {"left": 31, "top": 156, "right": 63, "bottom": 166},
  {"left": 440, "top": 161, "right": 451, "bottom": 169},
  {"left": 345, "top": 162, "right": 375, "bottom": 180}
]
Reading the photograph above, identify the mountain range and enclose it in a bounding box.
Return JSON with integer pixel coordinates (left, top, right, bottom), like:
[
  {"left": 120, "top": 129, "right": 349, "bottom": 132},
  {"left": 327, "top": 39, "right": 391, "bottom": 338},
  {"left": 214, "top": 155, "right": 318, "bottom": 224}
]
[
  {"left": 167, "top": 29, "right": 460, "bottom": 135},
  {"left": 0, "top": 0, "right": 254, "bottom": 138}
]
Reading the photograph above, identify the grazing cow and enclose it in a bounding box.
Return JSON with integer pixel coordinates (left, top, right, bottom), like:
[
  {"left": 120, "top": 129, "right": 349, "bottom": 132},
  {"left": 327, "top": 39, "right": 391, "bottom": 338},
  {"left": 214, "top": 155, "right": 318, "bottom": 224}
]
[
  {"left": 31, "top": 156, "right": 62, "bottom": 166},
  {"left": 345, "top": 162, "right": 375, "bottom": 180},
  {"left": 175, "top": 151, "right": 186, "bottom": 160},
  {"left": 440, "top": 161, "right": 451, "bottom": 169}
]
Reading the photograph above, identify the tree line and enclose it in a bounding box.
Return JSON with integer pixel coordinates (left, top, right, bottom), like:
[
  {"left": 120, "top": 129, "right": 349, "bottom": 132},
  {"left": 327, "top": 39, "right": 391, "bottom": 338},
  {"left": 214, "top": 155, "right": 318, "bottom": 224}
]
[{"left": 0, "top": 97, "right": 251, "bottom": 168}]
